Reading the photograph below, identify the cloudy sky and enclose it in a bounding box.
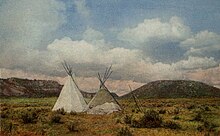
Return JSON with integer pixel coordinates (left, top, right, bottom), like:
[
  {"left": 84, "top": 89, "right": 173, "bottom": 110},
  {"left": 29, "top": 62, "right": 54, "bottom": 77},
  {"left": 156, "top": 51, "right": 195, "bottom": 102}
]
[{"left": 0, "top": 0, "right": 220, "bottom": 88}]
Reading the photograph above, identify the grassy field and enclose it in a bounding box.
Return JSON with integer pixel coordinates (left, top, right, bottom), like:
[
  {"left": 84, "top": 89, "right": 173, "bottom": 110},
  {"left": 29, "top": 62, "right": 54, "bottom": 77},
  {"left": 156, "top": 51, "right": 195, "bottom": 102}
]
[{"left": 0, "top": 97, "right": 220, "bottom": 136}]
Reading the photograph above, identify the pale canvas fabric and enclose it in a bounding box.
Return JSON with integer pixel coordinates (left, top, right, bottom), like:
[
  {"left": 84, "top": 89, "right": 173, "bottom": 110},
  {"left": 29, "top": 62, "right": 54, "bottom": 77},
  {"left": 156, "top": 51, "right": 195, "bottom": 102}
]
[
  {"left": 87, "top": 102, "right": 121, "bottom": 114},
  {"left": 52, "top": 75, "right": 87, "bottom": 113},
  {"left": 86, "top": 89, "right": 117, "bottom": 108},
  {"left": 85, "top": 88, "right": 121, "bottom": 114}
]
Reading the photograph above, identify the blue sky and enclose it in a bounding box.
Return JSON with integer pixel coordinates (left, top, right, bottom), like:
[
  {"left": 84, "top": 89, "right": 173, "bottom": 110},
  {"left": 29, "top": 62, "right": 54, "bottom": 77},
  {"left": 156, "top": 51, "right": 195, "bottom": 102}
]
[
  {"left": 0, "top": 0, "right": 219, "bottom": 85},
  {"left": 54, "top": 0, "right": 220, "bottom": 40}
]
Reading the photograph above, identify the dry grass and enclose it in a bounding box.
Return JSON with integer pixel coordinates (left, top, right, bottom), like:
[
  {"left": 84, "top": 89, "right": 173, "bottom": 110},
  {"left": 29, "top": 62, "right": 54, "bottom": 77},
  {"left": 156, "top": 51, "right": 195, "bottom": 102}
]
[{"left": 0, "top": 97, "right": 220, "bottom": 136}]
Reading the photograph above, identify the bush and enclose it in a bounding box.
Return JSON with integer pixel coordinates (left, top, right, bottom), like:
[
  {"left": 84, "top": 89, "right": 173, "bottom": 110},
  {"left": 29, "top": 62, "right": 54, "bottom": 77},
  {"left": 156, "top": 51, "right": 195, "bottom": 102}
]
[
  {"left": 66, "top": 121, "right": 78, "bottom": 132},
  {"left": 56, "top": 108, "right": 66, "bottom": 115},
  {"left": 0, "top": 120, "right": 13, "bottom": 133},
  {"left": 204, "top": 106, "right": 211, "bottom": 111},
  {"left": 115, "top": 118, "right": 122, "bottom": 124},
  {"left": 135, "top": 110, "right": 162, "bottom": 128},
  {"left": 0, "top": 109, "right": 14, "bottom": 119},
  {"left": 173, "top": 116, "right": 180, "bottom": 120},
  {"left": 0, "top": 110, "right": 9, "bottom": 118},
  {"left": 131, "top": 119, "right": 141, "bottom": 128},
  {"left": 131, "top": 109, "right": 135, "bottom": 113},
  {"left": 124, "top": 115, "right": 132, "bottom": 124},
  {"left": 117, "top": 127, "right": 133, "bottom": 136},
  {"left": 20, "top": 109, "right": 38, "bottom": 124},
  {"left": 174, "top": 107, "right": 180, "bottom": 114},
  {"left": 50, "top": 114, "right": 61, "bottom": 123},
  {"left": 197, "top": 126, "right": 204, "bottom": 132},
  {"left": 192, "top": 112, "right": 203, "bottom": 122},
  {"left": 163, "top": 121, "right": 181, "bottom": 129},
  {"left": 200, "top": 121, "right": 218, "bottom": 132},
  {"left": 131, "top": 109, "right": 140, "bottom": 113},
  {"left": 197, "top": 122, "right": 214, "bottom": 132},
  {"left": 187, "top": 104, "right": 196, "bottom": 110},
  {"left": 159, "top": 109, "right": 166, "bottom": 114}
]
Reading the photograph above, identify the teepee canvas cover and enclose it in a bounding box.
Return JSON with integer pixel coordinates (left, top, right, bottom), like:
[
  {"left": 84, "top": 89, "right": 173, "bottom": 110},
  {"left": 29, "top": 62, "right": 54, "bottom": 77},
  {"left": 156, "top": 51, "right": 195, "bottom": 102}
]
[
  {"left": 87, "top": 88, "right": 121, "bottom": 114},
  {"left": 86, "top": 66, "right": 121, "bottom": 114},
  {"left": 52, "top": 62, "right": 87, "bottom": 113},
  {"left": 88, "top": 89, "right": 120, "bottom": 108}
]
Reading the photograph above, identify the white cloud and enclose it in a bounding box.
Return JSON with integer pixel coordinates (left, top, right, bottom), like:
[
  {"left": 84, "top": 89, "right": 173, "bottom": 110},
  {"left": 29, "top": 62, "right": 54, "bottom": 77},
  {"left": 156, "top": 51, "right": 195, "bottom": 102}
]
[
  {"left": 46, "top": 37, "right": 186, "bottom": 81},
  {"left": 181, "top": 31, "right": 220, "bottom": 48},
  {"left": 185, "top": 65, "right": 220, "bottom": 87},
  {"left": 82, "top": 27, "right": 107, "bottom": 47},
  {"left": 83, "top": 27, "right": 104, "bottom": 41},
  {"left": 0, "top": 0, "right": 67, "bottom": 74},
  {"left": 47, "top": 37, "right": 103, "bottom": 64},
  {"left": 0, "top": 0, "right": 66, "bottom": 49},
  {"left": 118, "top": 16, "right": 191, "bottom": 46},
  {"left": 47, "top": 37, "right": 142, "bottom": 66},
  {"left": 173, "top": 56, "right": 218, "bottom": 70},
  {"left": 0, "top": 35, "right": 146, "bottom": 79},
  {"left": 0, "top": 6, "right": 219, "bottom": 85},
  {"left": 74, "top": 0, "right": 90, "bottom": 18},
  {"left": 180, "top": 30, "right": 220, "bottom": 58},
  {"left": 1, "top": 34, "right": 218, "bottom": 83},
  {"left": 123, "top": 60, "right": 183, "bottom": 82},
  {"left": 118, "top": 16, "right": 220, "bottom": 66},
  {"left": 0, "top": 1, "right": 219, "bottom": 90}
]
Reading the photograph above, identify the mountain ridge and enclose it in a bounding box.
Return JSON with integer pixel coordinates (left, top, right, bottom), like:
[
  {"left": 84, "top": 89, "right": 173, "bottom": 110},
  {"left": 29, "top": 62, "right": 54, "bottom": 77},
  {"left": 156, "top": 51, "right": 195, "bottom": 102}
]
[{"left": 121, "top": 80, "right": 220, "bottom": 99}]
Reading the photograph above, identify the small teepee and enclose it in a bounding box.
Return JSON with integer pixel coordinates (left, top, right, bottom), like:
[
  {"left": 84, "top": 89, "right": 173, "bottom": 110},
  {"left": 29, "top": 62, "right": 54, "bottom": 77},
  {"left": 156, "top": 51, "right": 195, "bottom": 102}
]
[
  {"left": 86, "top": 66, "right": 121, "bottom": 114},
  {"left": 52, "top": 62, "right": 87, "bottom": 113}
]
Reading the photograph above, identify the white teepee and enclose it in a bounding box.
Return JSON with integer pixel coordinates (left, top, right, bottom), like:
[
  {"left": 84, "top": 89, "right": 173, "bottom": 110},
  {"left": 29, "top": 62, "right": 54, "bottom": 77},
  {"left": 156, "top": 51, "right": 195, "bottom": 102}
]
[{"left": 52, "top": 62, "right": 87, "bottom": 113}]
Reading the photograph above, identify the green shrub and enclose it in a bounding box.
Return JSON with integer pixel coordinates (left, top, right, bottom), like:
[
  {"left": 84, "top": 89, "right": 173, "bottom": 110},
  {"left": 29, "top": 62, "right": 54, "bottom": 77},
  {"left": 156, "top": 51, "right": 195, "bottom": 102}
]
[
  {"left": 0, "top": 120, "right": 13, "bottom": 133},
  {"left": 163, "top": 121, "right": 181, "bottom": 129},
  {"left": 1, "top": 107, "right": 8, "bottom": 111},
  {"left": 197, "top": 121, "right": 218, "bottom": 132},
  {"left": 56, "top": 108, "right": 66, "bottom": 115},
  {"left": 50, "top": 114, "right": 61, "bottom": 123},
  {"left": 115, "top": 118, "right": 122, "bottom": 124},
  {"left": 136, "top": 110, "right": 162, "bottom": 128},
  {"left": 156, "top": 104, "right": 163, "bottom": 107},
  {"left": 117, "top": 127, "right": 133, "bottom": 136},
  {"left": 131, "top": 109, "right": 140, "bottom": 113},
  {"left": 158, "top": 109, "right": 166, "bottom": 114},
  {"left": 204, "top": 106, "right": 211, "bottom": 111},
  {"left": 124, "top": 115, "right": 132, "bottom": 124},
  {"left": 66, "top": 121, "right": 78, "bottom": 132},
  {"left": 131, "top": 109, "right": 135, "bottom": 113},
  {"left": 197, "top": 126, "right": 204, "bottom": 132},
  {"left": 20, "top": 109, "right": 38, "bottom": 124},
  {"left": 174, "top": 107, "right": 180, "bottom": 114},
  {"left": 38, "top": 114, "right": 48, "bottom": 123},
  {"left": 187, "top": 104, "right": 196, "bottom": 110},
  {"left": 173, "top": 116, "right": 180, "bottom": 120},
  {"left": 214, "top": 130, "right": 220, "bottom": 136},
  {"left": 131, "top": 119, "right": 141, "bottom": 128},
  {"left": 0, "top": 110, "right": 9, "bottom": 118},
  {"left": 203, "top": 121, "right": 218, "bottom": 131},
  {"left": 192, "top": 112, "right": 203, "bottom": 122}
]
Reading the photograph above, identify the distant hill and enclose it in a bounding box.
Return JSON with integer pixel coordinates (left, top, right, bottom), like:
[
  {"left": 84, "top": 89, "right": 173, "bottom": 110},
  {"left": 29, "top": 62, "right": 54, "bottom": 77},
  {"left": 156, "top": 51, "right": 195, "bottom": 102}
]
[
  {"left": 0, "top": 77, "right": 118, "bottom": 98},
  {"left": 0, "top": 78, "right": 62, "bottom": 97},
  {"left": 121, "top": 80, "right": 220, "bottom": 99}
]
